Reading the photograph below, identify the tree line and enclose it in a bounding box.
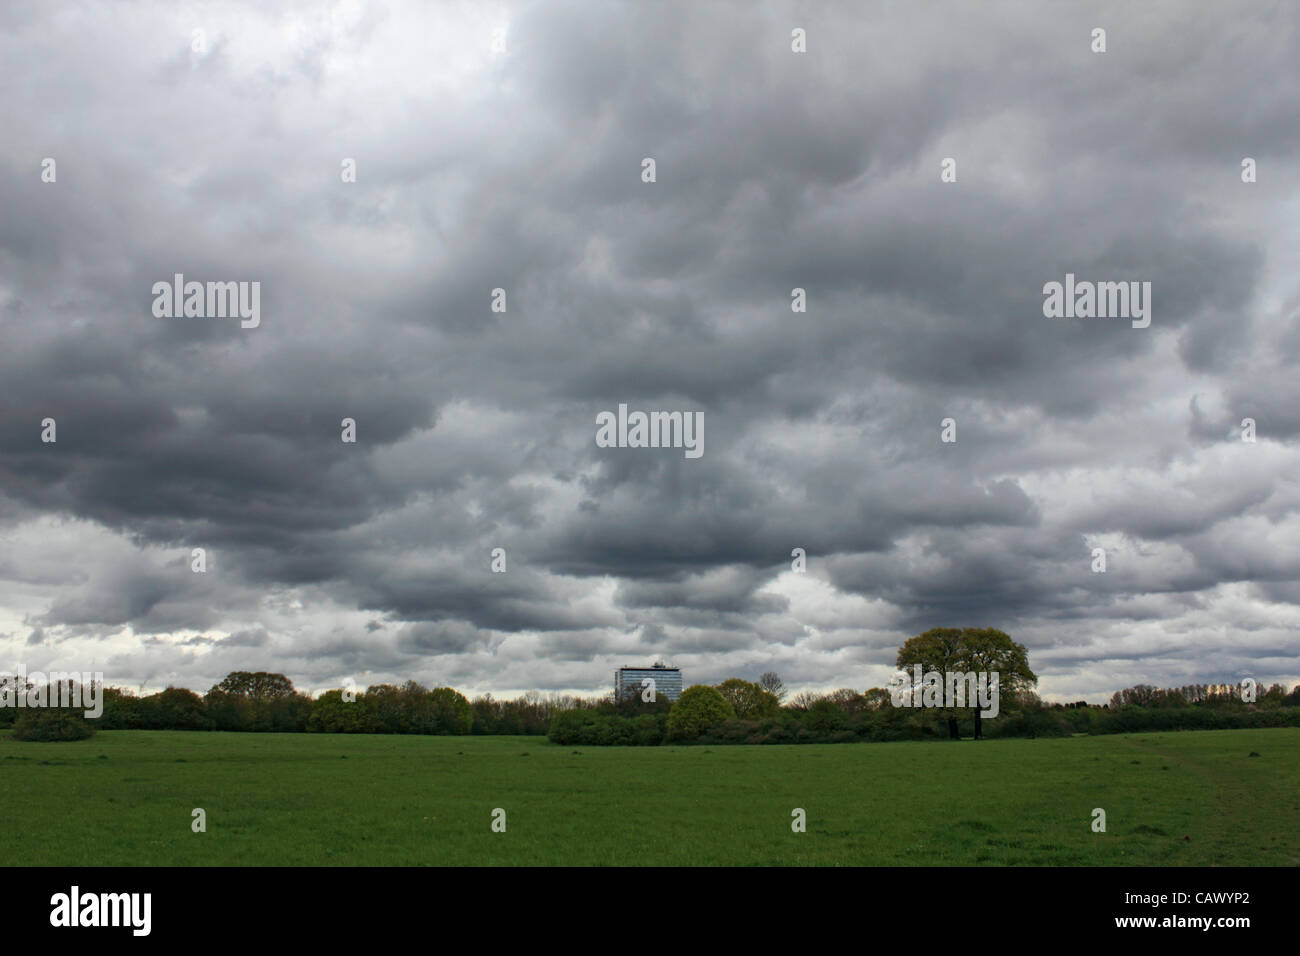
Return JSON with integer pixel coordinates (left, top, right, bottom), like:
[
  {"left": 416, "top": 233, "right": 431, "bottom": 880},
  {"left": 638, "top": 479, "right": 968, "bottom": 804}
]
[
  {"left": 548, "top": 675, "right": 1300, "bottom": 746},
  {"left": 5, "top": 627, "right": 1298, "bottom": 743}
]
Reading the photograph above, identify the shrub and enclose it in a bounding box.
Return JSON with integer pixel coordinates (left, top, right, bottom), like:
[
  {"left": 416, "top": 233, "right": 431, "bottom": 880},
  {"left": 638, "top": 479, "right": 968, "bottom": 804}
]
[
  {"left": 984, "top": 709, "right": 1068, "bottom": 739},
  {"left": 547, "top": 709, "right": 665, "bottom": 746},
  {"left": 803, "top": 699, "right": 848, "bottom": 733},
  {"left": 698, "top": 719, "right": 760, "bottom": 744},
  {"left": 12, "top": 709, "right": 95, "bottom": 741},
  {"left": 630, "top": 714, "right": 667, "bottom": 745}
]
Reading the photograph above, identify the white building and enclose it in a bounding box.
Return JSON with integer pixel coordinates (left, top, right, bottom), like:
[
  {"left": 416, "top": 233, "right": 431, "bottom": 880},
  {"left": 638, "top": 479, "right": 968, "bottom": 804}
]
[{"left": 615, "top": 662, "right": 683, "bottom": 702}]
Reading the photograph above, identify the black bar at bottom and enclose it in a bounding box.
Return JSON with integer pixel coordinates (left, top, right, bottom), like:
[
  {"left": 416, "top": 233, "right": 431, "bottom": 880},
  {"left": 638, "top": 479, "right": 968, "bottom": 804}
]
[{"left": 2, "top": 866, "right": 1278, "bottom": 941}]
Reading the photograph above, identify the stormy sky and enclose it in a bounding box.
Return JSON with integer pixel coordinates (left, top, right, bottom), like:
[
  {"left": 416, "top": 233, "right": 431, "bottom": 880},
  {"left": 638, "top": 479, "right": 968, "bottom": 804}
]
[{"left": 2, "top": 1, "right": 1298, "bottom": 703}]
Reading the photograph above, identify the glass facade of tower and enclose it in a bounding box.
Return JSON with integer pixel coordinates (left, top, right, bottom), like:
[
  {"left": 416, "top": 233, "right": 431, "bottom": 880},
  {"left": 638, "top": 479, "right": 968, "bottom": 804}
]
[{"left": 615, "top": 664, "right": 683, "bottom": 702}]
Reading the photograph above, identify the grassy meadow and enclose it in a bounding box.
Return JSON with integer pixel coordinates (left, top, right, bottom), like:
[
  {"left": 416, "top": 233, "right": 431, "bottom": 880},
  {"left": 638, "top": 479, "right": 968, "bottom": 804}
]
[{"left": 4, "top": 727, "right": 1297, "bottom": 866}]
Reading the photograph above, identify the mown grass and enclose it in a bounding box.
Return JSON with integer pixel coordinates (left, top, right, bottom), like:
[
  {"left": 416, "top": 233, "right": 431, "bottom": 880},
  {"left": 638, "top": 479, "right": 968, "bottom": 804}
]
[{"left": 3, "top": 728, "right": 1296, "bottom": 865}]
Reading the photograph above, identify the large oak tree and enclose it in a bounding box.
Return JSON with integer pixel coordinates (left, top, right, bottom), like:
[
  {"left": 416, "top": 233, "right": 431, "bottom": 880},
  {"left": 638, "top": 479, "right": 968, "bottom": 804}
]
[{"left": 895, "top": 627, "right": 1036, "bottom": 739}]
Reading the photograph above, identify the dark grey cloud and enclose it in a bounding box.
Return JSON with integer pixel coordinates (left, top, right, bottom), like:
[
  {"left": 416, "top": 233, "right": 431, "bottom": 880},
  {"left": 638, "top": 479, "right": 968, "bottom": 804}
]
[{"left": 1, "top": 1, "right": 1298, "bottom": 701}]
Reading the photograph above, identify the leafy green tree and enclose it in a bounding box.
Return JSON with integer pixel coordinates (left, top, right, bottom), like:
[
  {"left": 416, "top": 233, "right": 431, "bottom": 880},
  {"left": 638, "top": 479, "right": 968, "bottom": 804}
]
[
  {"left": 263, "top": 691, "right": 313, "bottom": 732},
  {"left": 138, "top": 687, "right": 212, "bottom": 730},
  {"left": 958, "top": 628, "right": 1036, "bottom": 739},
  {"left": 471, "top": 694, "right": 501, "bottom": 734},
  {"left": 862, "top": 687, "right": 892, "bottom": 711},
  {"left": 215, "top": 672, "right": 297, "bottom": 700},
  {"left": 365, "top": 684, "right": 407, "bottom": 733},
  {"left": 428, "top": 687, "right": 473, "bottom": 734},
  {"left": 203, "top": 688, "right": 254, "bottom": 731},
  {"left": 204, "top": 673, "right": 309, "bottom": 731},
  {"left": 897, "top": 627, "right": 1036, "bottom": 740},
  {"left": 396, "top": 681, "right": 437, "bottom": 733},
  {"left": 715, "top": 678, "right": 781, "bottom": 719},
  {"left": 666, "top": 685, "right": 734, "bottom": 741},
  {"left": 99, "top": 687, "right": 142, "bottom": 729},
  {"left": 896, "top": 628, "right": 968, "bottom": 739},
  {"left": 308, "top": 689, "right": 379, "bottom": 733}
]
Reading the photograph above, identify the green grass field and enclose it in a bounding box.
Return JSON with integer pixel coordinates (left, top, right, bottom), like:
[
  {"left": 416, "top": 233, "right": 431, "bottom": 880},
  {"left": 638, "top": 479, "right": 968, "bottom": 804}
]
[{"left": 4, "top": 728, "right": 1297, "bottom": 865}]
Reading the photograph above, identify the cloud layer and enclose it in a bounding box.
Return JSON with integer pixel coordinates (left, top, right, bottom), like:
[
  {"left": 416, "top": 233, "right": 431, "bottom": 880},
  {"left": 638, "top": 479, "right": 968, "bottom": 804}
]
[{"left": 2, "top": 1, "right": 1298, "bottom": 702}]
